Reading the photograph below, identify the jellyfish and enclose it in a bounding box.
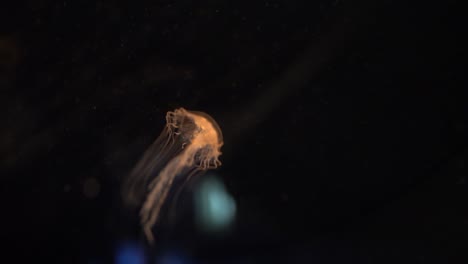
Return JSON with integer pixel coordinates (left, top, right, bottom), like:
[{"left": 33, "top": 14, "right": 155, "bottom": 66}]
[{"left": 122, "top": 108, "right": 223, "bottom": 244}]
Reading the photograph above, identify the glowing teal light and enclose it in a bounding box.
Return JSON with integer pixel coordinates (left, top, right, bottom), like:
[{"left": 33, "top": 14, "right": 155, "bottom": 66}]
[{"left": 194, "top": 175, "right": 236, "bottom": 233}]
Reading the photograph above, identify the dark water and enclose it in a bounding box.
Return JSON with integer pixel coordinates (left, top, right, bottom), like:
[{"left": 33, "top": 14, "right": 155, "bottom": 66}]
[{"left": 1, "top": 0, "right": 466, "bottom": 263}]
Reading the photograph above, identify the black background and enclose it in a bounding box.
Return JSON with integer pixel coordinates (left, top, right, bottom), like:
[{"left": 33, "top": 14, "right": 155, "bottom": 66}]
[{"left": 1, "top": 0, "right": 466, "bottom": 263}]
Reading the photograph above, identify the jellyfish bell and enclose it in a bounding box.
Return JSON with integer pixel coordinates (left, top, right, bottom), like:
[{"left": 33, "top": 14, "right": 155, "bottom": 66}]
[
  {"left": 168, "top": 109, "right": 223, "bottom": 169},
  {"left": 121, "top": 108, "right": 223, "bottom": 244}
]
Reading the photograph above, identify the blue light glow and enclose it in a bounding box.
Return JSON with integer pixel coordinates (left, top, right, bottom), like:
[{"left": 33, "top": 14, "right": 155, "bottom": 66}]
[
  {"left": 115, "top": 241, "right": 146, "bottom": 264},
  {"left": 157, "top": 251, "right": 190, "bottom": 264}
]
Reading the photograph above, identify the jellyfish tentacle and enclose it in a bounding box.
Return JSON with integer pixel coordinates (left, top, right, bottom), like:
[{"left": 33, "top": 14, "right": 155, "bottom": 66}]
[{"left": 122, "top": 108, "right": 224, "bottom": 245}]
